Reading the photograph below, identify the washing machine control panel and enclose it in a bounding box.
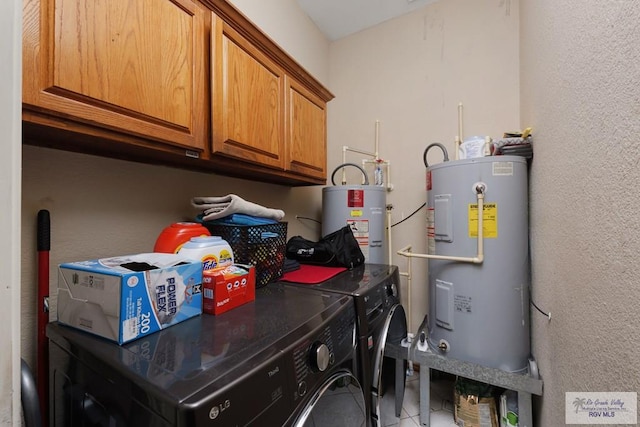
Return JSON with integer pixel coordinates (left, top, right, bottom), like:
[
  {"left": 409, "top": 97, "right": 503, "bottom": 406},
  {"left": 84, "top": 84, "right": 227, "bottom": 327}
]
[
  {"left": 289, "top": 303, "right": 356, "bottom": 404},
  {"left": 363, "top": 278, "right": 400, "bottom": 316},
  {"left": 385, "top": 282, "right": 398, "bottom": 298}
]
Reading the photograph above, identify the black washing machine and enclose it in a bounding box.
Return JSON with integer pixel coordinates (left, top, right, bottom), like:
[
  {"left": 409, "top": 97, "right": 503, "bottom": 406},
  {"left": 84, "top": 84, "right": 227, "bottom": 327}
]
[
  {"left": 47, "top": 283, "right": 367, "bottom": 427},
  {"left": 281, "top": 264, "right": 408, "bottom": 427}
]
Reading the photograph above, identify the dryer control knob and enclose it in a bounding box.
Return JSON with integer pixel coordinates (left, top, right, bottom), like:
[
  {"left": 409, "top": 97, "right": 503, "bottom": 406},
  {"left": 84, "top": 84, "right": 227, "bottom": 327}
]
[
  {"left": 386, "top": 282, "right": 398, "bottom": 297},
  {"left": 298, "top": 381, "right": 307, "bottom": 397},
  {"left": 310, "top": 342, "right": 330, "bottom": 372}
]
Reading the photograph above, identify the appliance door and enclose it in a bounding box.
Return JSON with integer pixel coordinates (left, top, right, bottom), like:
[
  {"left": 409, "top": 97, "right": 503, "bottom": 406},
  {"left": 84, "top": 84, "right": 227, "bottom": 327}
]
[
  {"left": 293, "top": 369, "right": 367, "bottom": 427},
  {"left": 370, "top": 304, "right": 408, "bottom": 427}
]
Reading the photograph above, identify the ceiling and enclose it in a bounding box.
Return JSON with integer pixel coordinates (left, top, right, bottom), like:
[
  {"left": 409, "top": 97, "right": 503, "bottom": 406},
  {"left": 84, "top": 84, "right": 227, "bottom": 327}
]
[{"left": 296, "top": 0, "right": 439, "bottom": 41}]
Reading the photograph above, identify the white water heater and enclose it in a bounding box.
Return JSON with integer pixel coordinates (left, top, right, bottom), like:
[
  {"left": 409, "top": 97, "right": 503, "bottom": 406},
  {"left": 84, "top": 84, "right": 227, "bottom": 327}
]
[
  {"left": 426, "top": 155, "right": 530, "bottom": 373},
  {"left": 322, "top": 185, "right": 386, "bottom": 264},
  {"left": 322, "top": 164, "right": 387, "bottom": 264}
]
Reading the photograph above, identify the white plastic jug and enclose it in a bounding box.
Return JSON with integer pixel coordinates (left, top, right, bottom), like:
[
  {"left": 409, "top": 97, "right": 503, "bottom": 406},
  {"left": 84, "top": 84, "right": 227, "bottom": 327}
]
[{"left": 178, "top": 236, "right": 234, "bottom": 271}]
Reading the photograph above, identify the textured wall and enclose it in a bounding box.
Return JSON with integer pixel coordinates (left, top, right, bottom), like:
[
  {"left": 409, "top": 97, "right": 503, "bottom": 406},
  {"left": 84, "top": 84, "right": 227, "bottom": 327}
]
[{"left": 521, "top": 0, "right": 640, "bottom": 422}]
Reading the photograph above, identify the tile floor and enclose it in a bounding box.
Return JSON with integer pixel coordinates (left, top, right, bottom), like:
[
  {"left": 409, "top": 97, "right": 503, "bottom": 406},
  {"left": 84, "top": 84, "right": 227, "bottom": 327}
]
[{"left": 380, "top": 369, "right": 458, "bottom": 427}]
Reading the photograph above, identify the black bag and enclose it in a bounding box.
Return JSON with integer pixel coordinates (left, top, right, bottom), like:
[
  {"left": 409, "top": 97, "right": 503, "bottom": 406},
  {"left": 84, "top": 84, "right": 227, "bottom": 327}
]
[{"left": 286, "top": 225, "right": 365, "bottom": 268}]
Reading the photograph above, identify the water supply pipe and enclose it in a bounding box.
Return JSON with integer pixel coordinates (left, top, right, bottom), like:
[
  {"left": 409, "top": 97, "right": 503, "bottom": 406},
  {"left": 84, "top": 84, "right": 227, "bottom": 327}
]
[
  {"left": 398, "top": 245, "right": 413, "bottom": 332},
  {"left": 455, "top": 102, "right": 464, "bottom": 160},
  {"left": 341, "top": 145, "right": 376, "bottom": 185},
  {"left": 397, "top": 184, "right": 486, "bottom": 264},
  {"left": 386, "top": 205, "right": 393, "bottom": 265},
  {"left": 341, "top": 120, "right": 393, "bottom": 191},
  {"left": 398, "top": 245, "right": 415, "bottom": 377}
]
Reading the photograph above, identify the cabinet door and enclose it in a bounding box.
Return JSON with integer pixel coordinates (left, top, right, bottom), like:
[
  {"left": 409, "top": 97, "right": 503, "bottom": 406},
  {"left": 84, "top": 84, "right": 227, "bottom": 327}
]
[
  {"left": 286, "top": 77, "right": 327, "bottom": 180},
  {"left": 23, "top": 0, "right": 208, "bottom": 151},
  {"left": 211, "top": 15, "right": 285, "bottom": 170}
]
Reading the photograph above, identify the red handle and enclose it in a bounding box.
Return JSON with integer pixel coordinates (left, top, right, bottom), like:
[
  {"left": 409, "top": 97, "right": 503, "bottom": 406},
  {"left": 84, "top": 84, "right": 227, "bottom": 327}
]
[{"left": 37, "top": 210, "right": 50, "bottom": 427}]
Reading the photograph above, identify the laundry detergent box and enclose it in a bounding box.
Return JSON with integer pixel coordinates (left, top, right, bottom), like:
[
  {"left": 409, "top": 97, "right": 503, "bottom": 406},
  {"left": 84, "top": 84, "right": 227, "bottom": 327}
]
[
  {"left": 202, "top": 264, "right": 255, "bottom": 315},
  {"left": 57, "top": 253, "right": 203, "bottom": 344}
]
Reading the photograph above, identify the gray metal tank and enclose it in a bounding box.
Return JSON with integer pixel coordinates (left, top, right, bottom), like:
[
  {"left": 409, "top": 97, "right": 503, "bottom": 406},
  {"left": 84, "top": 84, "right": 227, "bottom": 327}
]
[
  {"left": 426, "top": 155, "right": 530, "bottom": 373},
  {"left": 322, "top": 185, "right": 387, "bottom": 264}
]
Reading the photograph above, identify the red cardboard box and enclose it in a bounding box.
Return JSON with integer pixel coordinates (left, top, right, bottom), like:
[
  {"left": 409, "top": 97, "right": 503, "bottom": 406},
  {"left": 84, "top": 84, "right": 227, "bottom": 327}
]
[{"left": 202, "top": 264, "right": 255, "bottom": 315}]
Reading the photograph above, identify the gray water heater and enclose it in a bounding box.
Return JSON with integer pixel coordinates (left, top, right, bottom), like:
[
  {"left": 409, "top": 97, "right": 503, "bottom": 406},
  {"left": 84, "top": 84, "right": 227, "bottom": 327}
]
[
  {"left": 426, "top": 155, "right": 530, "bottom": 373},
  {"left": 322, "top": 185, "right": 386, "bottom": 264}
]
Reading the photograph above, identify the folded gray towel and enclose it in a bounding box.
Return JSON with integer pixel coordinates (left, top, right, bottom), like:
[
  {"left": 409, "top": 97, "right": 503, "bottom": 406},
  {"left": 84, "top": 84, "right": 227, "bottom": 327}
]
[{"left": 192, "top": 194, "right": 285, "bottom": 221}]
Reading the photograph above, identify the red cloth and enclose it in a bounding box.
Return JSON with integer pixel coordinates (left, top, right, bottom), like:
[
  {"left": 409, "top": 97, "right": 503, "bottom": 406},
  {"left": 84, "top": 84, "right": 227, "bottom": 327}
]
[{"left": 279, "top": 264, "right": 347, "bottom": 284}]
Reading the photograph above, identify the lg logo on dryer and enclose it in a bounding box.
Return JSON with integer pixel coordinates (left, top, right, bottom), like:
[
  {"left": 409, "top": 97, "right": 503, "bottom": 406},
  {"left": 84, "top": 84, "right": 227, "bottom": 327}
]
[{"left": 209, "top": 400, "right": 230, "bottom": 420}]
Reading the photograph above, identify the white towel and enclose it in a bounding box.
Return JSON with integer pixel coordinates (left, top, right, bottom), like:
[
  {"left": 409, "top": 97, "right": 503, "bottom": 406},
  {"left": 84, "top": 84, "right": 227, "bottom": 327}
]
[{"left": 192, "top": 194, "right": 285, "bottom": 221}]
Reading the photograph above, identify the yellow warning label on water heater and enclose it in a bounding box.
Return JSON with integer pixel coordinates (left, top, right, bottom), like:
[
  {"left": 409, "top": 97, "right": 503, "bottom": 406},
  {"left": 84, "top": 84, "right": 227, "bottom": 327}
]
[{"left": 468, "top": 203, "right": 497, "bottom": 238}]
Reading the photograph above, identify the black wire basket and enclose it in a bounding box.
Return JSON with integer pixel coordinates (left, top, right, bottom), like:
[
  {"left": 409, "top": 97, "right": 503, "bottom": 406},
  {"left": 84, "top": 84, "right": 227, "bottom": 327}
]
[{"left": 202, "top": 222, "right": 287, "bottom": 288}]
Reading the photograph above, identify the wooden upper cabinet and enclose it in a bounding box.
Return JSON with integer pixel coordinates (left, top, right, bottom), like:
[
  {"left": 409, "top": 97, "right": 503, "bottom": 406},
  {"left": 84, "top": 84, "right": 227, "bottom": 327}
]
[
  {"left": 23, "top": 0, "right": 208, "bottom": 152},
  {"left": 22, "top": 0, "right": 334, "bottom": 185},
  {"left": 211, "top": 15, "right": 285, "bottom": 169},
  {"left": 208, "top": 9, "right": 333, "bottom": 182},
  {"left": 286, "top": 77, "right": 327, "bottom": 180}
]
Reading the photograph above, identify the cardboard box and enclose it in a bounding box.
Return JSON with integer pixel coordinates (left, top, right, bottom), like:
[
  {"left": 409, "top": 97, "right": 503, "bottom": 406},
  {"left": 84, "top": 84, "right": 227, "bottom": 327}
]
[
  {"left": 203, "top": 264, "right": 255, "bottom": 315},
  {"left": 57, "top": 253, "right": 203, "bottom": 344},
  {"left": 454, "top": 389, "right": 499, "bottom": 427}
]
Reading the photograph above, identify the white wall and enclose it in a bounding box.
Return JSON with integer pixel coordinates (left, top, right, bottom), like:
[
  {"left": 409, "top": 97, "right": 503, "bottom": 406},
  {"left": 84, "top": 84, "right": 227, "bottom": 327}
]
[
  {"left": 328, "top": 0, "right": 520, "bottom": 332},
  {"left": 521, "top": 0, "right": 640, "bottom": 422},
  {"left": 227, "top": 0, "right": 330, "bottom": 85},
  {"left": 2, "top": 0, "right": 21, "bottom": 423}
]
